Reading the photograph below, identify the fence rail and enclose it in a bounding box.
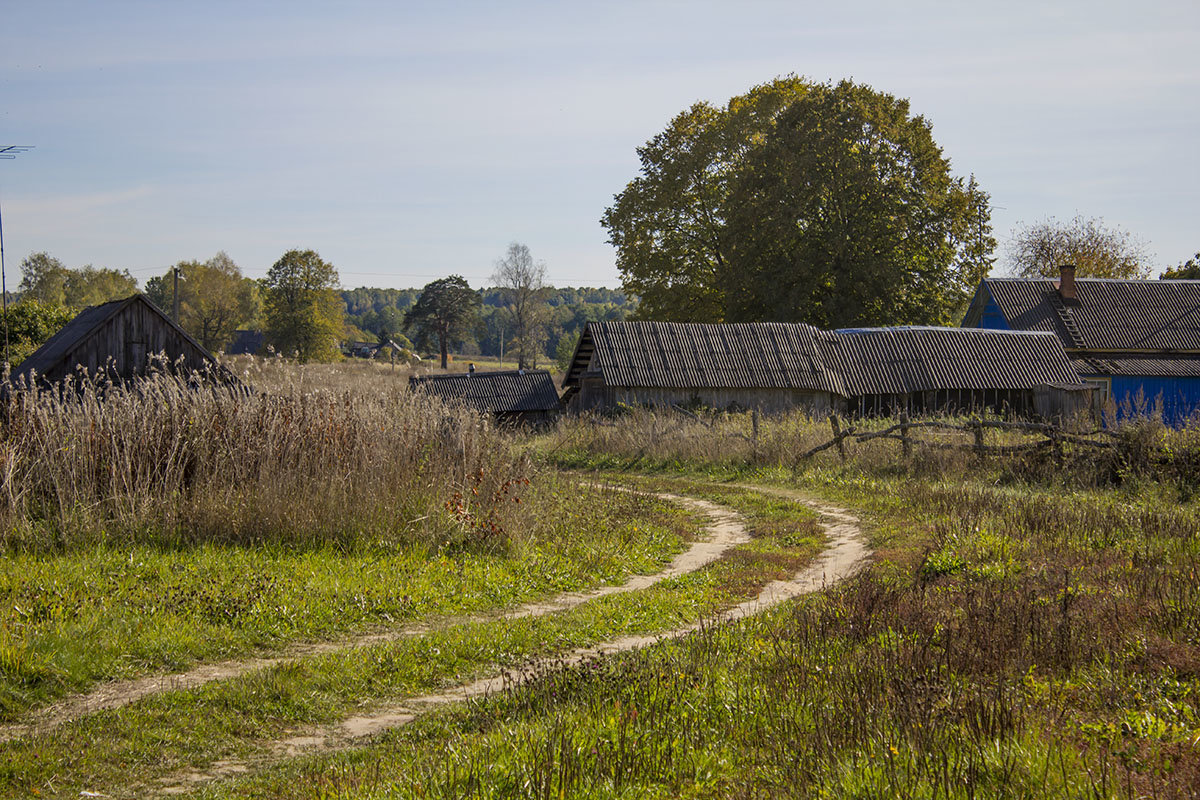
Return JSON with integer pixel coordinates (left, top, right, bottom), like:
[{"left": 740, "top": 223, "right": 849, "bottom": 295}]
[{"left": 797, "top": 414, "right": 1118, "bottom": 462}]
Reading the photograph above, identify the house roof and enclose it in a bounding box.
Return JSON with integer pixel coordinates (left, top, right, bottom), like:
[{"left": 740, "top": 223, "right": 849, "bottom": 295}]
[
  {"left": 563, "top": 321, "right": 843, "bottom": 395},
  {"left": 1072, "top": 355, "right": 1200, "bottom": 378},
  {"left": 12, "top": 294, "right": 219, "bottom": 382},
  {"left": 827, "top": 326, "right": 1086, "bottom": 395},
  {"left": 967, "top": 278, "right": 1200, "bottom": 352},
  {"left": 409, "top": 369, "right": 561, "bottom": 414},
  {"left": 562, "top": 321, "right": 1085, "bottom": 399}
]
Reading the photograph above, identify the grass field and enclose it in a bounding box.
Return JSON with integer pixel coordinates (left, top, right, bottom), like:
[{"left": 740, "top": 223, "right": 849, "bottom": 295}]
[{"left": 3, "top": 366, "right": 1199, "bottom": 798}]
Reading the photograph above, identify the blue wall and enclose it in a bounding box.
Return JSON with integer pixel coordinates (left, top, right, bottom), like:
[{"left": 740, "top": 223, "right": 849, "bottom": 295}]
[
  {"left": 1110, "top": 376, "right": 1200, "bottom": 427},
  {"left": 976, "top": 295, "right": 1010, "bottom": 331}
]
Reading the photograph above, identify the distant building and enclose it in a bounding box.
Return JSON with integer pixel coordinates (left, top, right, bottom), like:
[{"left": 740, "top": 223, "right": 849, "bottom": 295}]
[
  {"left": 963, "top": 267, "right": 1200, "bottom": 424},
  {"left": 561, "top": 321, "right": 1089, "bottom": 419},
  {"left": 409, "top": 369, "right": 562, "bottom": 425},
  {"left": 11, "top": 294, "right": 229, "bottom": 387},
  {"left": 226, "top": 329, "right": 265, "bottom": 355}
]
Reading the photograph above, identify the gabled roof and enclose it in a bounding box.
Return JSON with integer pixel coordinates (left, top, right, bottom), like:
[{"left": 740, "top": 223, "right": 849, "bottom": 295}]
[
  {"left": 562, "top": 321, "right": 1085, "bottom": 399},
  {"left": 966, "top": 278, "right": 1200, "bottom": 352},
  {"left": 826, "top": 326, "right": 1086, "bottom": 395},
  {"left": 409, "top": 370, "right": 561, "bottom": 414},
  {"left": 563, "top": 321, "right": 843, "bottom": 395},
  {"left": 12, "top": 294, "right": 219, "bottom": 382}
]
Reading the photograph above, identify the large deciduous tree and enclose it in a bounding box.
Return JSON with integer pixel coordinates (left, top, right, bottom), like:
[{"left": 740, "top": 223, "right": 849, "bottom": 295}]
[
  {"left": 491, "top": 242, "right": 550, "bottom": 369},
  {"left": 1006, "top": 215, "right": 1151, "bottom": 279},
  {"left": 263, "top": 249, "right": 343, "bottom": 362},
  {"left": 601, "top": 77, "right": 994, "bottom": 327},
  {"left": 145, "top": 252, "right": 261, "bottom": 352},
  {"left": 404, "top": 275, "right": 480, "bottom": 369}
]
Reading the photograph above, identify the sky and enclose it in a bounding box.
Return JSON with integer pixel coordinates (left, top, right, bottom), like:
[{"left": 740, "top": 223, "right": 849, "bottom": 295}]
[{"left": 1, "top": 0, "right": 1197, "bottom": 291}]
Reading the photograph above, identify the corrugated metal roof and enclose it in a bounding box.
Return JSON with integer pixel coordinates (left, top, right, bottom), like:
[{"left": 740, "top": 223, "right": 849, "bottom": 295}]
[
  {"left": 1073, "top": 356, "right": 1200, "bottom": 378},
  {"left": 563, "top": 322, "right": 1084, "bottom": 398},
  {"left": 825, "top": 327, "right": 1085, "bottom": 395},
  {"left": 410, "top": 370, "right": 561, "bottom": 413},
  {"left": 574, "top": 322, "right": 844, "bottom": 395},
  {"left": 981, "top": 278, "right": 1200, "bottom": 351}
]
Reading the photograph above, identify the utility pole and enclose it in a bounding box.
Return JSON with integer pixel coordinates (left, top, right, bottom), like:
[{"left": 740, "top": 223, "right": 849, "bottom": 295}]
[
  {"left": 0, "top": 146, "right": 34, "bottom": 368},
  {"left": 172, "top": 265, "right": 180, "bottom": 324}
]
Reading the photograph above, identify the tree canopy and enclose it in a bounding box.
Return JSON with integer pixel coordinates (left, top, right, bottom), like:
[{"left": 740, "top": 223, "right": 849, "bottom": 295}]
[
  {"left": 263, "top": 249, "right": 343, "bottom": 362},
  {"left": 145, "top": 252, "right": 261, "bottom": 352},
  {"left": 1159, "top": 252, "right": 1200, "bottom": 280},
  {"left": 1006, "top": 215, "right": 1151, "bottom": 279},
  {"left": 404, "top": 275, "right": 480, "bottom": 369},
  {"left": 601, "top": 77, "right": 994, "bottom": 327},
  {"left": 4, "top": 298, "right": 74, "bottom": 366},
  {"left": 17, "top": 252, "right": 138, "bottom": 310}
]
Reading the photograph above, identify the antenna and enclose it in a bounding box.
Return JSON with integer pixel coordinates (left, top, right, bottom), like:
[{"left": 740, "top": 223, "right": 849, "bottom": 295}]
[{"left": 0, "top": 145, "right": 35, "bottom": 368}]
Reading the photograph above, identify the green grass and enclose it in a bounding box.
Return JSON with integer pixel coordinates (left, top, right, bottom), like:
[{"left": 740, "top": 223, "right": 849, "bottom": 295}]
[
  {"left": 181, "top": 466, "right": 1200, "bottom": 800},
  {"left": 0, "top": 483, "right": 827, "bottom": 799},
  {"left": 0, "top": 481, "right": 696, "bottom": 722}
]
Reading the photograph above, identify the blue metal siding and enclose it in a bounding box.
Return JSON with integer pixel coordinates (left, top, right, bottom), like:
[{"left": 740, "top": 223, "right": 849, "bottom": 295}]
[
  {"left": 1110, "top": 376, "right": 1200, "bottom": 427},
  {"left": 977, "top": 295, "right": 1010, "bottom": 330}
]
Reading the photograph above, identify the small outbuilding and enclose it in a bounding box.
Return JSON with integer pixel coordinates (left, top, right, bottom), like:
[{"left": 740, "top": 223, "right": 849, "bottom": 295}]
[
  {"left": 409, "top": 369, "right": 562, "bottom": 426},
  {"left": 11, "top": 294, "right": 226, "bottom": 387}
]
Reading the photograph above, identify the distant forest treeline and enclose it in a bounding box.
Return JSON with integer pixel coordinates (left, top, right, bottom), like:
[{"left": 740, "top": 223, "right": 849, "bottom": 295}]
[{"left": 342, "top": 286, "right": 635, "bottom": 363}]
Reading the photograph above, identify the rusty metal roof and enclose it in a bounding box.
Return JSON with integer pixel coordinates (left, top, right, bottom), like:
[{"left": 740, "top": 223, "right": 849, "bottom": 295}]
[
  {"left": 976, "top": 278, "right": 1200, "bottom": 352},
  {"left": 563, "top": 321, "right": 1084, "bottom": 398},
  {"left": 409, "top": 370, "right": 561, "bottom": 414}
]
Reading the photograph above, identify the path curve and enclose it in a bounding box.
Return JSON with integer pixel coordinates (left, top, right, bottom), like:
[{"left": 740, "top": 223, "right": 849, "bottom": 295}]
[
  {"left": 157, "top": 483, "right": 870, "bottom": 794},
  {"left": 0, "top": 492, "right": 745, "bottom": 744}
]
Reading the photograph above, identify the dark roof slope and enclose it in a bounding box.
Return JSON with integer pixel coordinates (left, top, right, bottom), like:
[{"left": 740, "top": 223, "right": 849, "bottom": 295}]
[
  {"left": 971, "top": 278, "right": 1200, "bottom": 351},
  {"left": 826, "top": 327, "right": 1086, "bottom": 395},
  {"left": 410, "top": 370, "right": 561, "bottom": 414},
  {"left": 563, "top": 321, "right": 844, "bottom": 395},
  {"left": 1073, "top": 355, "right": 1200, "bottom": 378}
]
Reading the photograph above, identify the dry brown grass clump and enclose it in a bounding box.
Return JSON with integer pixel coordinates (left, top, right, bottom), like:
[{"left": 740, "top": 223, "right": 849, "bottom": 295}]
[{"left": 0, "top": 366, "right": 529, "bottom": 551}]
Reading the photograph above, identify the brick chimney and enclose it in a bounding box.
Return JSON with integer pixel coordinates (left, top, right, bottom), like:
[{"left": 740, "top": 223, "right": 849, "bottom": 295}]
[{"left": 1057, "top": 264, "right": 1077, "bottom": 302}]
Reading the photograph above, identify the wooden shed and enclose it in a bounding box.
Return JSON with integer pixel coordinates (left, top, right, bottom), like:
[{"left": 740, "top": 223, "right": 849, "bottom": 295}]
[
  {"left": 11, "top": 294, "right": 225, "bottom": 386},
  {"left": 409, "top": 369, "right": 562, "bottom": 426}
]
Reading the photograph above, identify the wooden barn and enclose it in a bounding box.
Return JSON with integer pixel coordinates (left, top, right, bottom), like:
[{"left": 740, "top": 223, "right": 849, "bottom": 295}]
[
  {"left": 561, "top": 322, "right": 842, "bottom": 415},
  {"left": 409, "top": 369, "right": 562, "bottom": 426},
  {"left": 11, "top": 294, "right": 225, "bottom": 386},
  {"left": 963, "top": 267, "right": 1200, "bottom": 425},
  {"left": 561, "top": 321, "right": 1090, "bottom": 419}
]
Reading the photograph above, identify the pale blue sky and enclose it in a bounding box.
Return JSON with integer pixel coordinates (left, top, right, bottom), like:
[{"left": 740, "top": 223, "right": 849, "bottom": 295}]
[{"left": 1, "top": 0, "right": 1197, "bottom": 290}]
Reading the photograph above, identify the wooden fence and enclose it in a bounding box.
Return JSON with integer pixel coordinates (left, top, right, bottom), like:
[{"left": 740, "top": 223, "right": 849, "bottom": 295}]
[{"left": 798, "top": 413, "right": 1117, "bottom": 463}]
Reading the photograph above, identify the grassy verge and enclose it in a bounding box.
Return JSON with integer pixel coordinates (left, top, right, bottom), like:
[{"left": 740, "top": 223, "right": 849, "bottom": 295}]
[
  {"left": 0, "top": 484, "right": 824, "bottom": 799},
  {"left": 189, "top": 466, "right": 1200, "bottom": 799},
  {"left": 0, "top": 477, "right": 696, "bottom": 721}
]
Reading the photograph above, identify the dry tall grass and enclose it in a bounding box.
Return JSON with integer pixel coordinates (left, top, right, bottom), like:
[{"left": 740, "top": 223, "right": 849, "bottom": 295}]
[
  {"left": 0, "top": 363, "right": 530, "bottom": 551},
  {"left": 549, "top": 406, "right": 1200, "bottom": 487}
]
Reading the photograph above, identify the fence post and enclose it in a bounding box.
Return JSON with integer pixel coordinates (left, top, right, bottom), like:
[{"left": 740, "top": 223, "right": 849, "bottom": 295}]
[
  {"left": 900, "top": 411, "right": 912, "bottom": 459},
  {"left": 830, "top": 414, "right": 847, "bottom": 462},
  {"left": 973, "top": 418, "right": 984, "bottom": 459},
  {"left": 751, "top": 409, "right": 760, "bottom": 463}
]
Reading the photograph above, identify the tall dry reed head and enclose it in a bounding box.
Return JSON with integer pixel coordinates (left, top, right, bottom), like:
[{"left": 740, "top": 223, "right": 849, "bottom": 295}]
[{"left": 0, "top": 365, "right": 528, "bottom": 552}]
